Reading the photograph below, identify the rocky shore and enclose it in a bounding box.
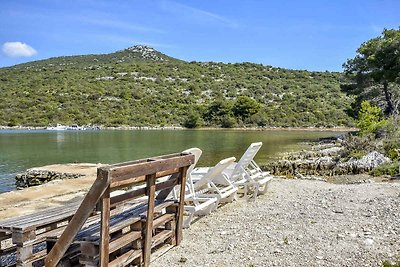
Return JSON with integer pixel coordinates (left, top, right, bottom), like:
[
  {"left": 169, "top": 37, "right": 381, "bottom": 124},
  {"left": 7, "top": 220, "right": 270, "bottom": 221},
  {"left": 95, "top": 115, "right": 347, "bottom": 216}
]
[
  {"left": 15, "top": 170, "right": 84, "bottom": 188},
  {"left": 263, "top": 136, "right": 396, "bottom": 179},
  {"left": 152, "top": 178, "right": 400, "bottom": 267}
]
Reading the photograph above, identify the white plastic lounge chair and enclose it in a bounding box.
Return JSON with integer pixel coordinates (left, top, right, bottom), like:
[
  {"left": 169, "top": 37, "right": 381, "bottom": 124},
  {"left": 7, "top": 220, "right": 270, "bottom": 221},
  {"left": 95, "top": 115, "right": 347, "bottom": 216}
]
[
  {"left": 190, "top": 157, "right": 238, "bottom": 203},
  {"left": 180, "top": 148, "right": 219, "bottom": 228},
  {"left": 204, "top": 142, "right": 272, "bottom": 201},
  {"left": 226, "top": 142, "right": 272, "bottom": 201}
]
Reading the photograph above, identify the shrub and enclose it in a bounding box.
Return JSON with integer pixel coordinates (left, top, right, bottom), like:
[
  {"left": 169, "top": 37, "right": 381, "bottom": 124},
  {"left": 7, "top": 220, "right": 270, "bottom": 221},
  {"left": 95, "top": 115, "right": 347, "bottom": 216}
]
[
  {"left": 382, "top": 260, "right": 400, "bottom": 267},
  {"left": 220, "top": 115, "right": 237, "bottom": 128},
  {"left": 348, "top": 150, "right": 367, "bottom": 159},
  {"left": 356, "top": 101, "right": 387, "bottom": 136},
  {"left": 370, "top": 161, "right": 399, "bottom": 176},
  {"left": 341, "top": 134, "right": 380, "bottom": 159},
  {"left": 383, "top": 139, "right": 400, "bottom": 160},
  {"left": 183, "top": 112, "right": 202, "bottom": 128}
]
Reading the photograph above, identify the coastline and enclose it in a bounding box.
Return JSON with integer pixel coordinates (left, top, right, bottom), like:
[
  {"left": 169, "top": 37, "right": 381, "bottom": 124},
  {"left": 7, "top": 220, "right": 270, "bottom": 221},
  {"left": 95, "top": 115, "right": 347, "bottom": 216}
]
[{"left": 0, "top": 125, "right": 358, "bottom": 132}]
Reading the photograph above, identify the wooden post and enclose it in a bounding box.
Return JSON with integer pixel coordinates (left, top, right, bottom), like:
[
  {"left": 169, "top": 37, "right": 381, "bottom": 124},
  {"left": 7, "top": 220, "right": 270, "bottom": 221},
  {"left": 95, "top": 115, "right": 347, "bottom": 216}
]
[
  {"left": 176, "top": 166, "right": 188, "bottom": 245},
  {"left": 99, "top": 186, "right": 110, "bottom": 266},
  {"left": 16, "top": 244, "right": 33, "bottom": 267},
  {"left": 12, "top": 230, "right": 36, "bottom": 267},
  {"left": 143, "top": 173, "right": 156, "bottom": 267}
]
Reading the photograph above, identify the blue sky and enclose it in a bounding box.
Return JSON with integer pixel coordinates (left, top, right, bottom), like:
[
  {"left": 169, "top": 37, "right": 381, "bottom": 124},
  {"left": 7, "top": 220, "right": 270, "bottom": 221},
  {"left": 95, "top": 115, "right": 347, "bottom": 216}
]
[{"left": 0, "top": 0, "right": 399, "bottom": 71}]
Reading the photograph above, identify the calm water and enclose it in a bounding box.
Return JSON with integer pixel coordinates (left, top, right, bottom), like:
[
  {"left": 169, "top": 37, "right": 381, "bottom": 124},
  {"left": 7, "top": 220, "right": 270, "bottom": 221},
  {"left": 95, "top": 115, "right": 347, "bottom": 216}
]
[{"left": 0, "top": 129, "right": 343, "bottom": 193}]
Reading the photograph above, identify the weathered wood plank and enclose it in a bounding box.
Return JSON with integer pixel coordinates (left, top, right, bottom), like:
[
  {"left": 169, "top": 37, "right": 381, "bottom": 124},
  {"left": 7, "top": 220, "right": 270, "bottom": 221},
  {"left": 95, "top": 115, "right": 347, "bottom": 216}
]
[
  {"left": 156, "top": 173, "right": 180, "bottom": 201},
  {"left": 105, "top": 152, "right": 190, "bottom": 169},
  {"left": 110, "top": 178, "right": 178, "bottom": 208},
  {"left": 99, "top": 187, "right": 110, "bottom": 267},
  {"left": 110, "top": 187, "right": 146, "bottom": 207},
  {"left": 12, "top": 230, "right": 36, "bottom": 246},
  {"left": 176, "top": 166, "right": 188, "bottom": 245},
  {"left": 156, "top": 176, "right": 179, "bottom": 192},
  {"left": 109, "top": 248, "right": 142, "bottom": 267},
  {"left": 151, "top": 230, "right": 173, "bottom": 249},
  {"left": 108, "top": 154, "right": 194, "bottom": 183},
  {"left": 143, "top": 173, "right": 156, "bottom": 267},
  {"left": 0, "top": 203, "right": 79, "bottom": 231},
  {"left": 109, "top": 231, "right": 141, "bottom": 254},
  {"left": 16, "top": 248, "right": 47, "bottom": 266},
  {"left": 152, "top": 214, "right": 174, "bottom": 229},
  {"left": 140, "top": 201, "right": 176, "bottom": 217},
  {"left": 110, "top": 168, "right": 180, "bottom": 189}
]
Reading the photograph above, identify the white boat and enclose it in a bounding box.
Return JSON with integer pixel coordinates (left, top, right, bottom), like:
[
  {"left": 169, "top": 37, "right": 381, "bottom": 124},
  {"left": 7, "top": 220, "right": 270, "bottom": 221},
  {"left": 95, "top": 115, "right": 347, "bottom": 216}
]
[
  {"left": 46, "top": 124, "right": 68, "bottom": 131},
  {"left": 66, "top": 124, "right": 86, "bottom": 130}
]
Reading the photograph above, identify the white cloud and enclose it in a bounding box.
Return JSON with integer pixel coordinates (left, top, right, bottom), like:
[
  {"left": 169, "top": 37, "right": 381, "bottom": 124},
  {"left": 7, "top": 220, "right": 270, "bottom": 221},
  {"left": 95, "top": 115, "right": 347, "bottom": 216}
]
[{"left": 2, "top": 42, "right": 37, "bottom": 57}]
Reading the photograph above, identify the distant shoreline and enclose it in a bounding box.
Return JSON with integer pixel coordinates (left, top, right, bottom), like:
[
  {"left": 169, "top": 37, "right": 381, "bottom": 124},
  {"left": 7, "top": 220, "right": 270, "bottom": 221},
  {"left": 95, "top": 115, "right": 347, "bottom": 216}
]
[{"left": 0, "top": 125, "right": 358, "bottom": 132}]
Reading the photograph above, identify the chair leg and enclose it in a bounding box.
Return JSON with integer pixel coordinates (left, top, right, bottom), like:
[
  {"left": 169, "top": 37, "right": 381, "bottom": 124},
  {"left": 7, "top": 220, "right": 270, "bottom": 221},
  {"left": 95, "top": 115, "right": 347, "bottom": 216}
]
[
  {"left": 258, "top": 182, "right": 269, "bottom": 194},
  {"left": 224, "top": 192, "right": 236, "bottom": 203},
  {"left": 252, "top": 185, "right": 259, "bottom": 201},
  {"left": 208, "top": 202, "right": 218, "bottom": 213},
  {"left": 183, "top": 212, "right": 194, "bottom": 229},
  {"left": 243, "top": 185, "right": 249, "bottom": 200}
]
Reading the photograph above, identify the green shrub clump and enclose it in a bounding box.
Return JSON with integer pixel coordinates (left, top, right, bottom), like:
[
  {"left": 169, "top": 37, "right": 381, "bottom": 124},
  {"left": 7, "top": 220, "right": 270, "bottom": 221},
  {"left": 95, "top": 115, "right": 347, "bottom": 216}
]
[
  {"left": 370, "top": 162, "right": 399, "bottom": 176},
  {"left": 356, "top": 101, "right": 387, "bottom": 136}
]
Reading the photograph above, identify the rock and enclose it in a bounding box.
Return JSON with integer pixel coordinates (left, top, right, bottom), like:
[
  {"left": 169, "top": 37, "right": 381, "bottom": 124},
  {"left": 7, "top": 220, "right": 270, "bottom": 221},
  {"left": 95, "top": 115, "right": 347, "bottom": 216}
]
[
  {"left": 262, "top": 139, "right": 392, "bottom": 178},
  {"left": 15, "top": 170, "right": 84, "bottom": 188},
  {"left": 340, "top": 151, "right": 391, "bottom": 173},
  {"left": 318, "top": 146, "right": 343, "bottom": 156},
  {"left": 364, "top": 238, "right": 374, "bottom": 246}
]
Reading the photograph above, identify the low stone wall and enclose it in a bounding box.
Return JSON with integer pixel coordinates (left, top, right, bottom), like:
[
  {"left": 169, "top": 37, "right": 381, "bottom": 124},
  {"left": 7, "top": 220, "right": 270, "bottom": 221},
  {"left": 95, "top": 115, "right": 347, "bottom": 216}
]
[{"left": 15, "top": 170, "right": 84, "bottom": 188}]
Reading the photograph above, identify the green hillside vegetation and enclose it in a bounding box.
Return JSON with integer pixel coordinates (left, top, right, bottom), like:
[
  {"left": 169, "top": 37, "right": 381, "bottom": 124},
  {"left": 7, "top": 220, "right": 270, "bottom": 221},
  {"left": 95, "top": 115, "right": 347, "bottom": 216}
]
[{"left": 0, "top": 45, "right": 354, "bottom": 128}]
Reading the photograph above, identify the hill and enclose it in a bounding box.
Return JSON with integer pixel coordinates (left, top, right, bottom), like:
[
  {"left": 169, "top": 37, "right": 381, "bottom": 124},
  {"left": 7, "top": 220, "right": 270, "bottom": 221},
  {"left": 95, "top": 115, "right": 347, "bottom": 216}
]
[{"left": 0, "top": 45, "right": 354, "bottom": 128}]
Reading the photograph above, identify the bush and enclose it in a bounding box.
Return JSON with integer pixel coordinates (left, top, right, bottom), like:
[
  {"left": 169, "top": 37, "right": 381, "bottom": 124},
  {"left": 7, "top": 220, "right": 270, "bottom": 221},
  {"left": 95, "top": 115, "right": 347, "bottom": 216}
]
[
  {"left": 232, "top": 96, "right": 261, "bottom": 122},
  {"left": 383, "top": 139, "right": 400, "bottom": 160},
  {"left": 183, "top": 112, "right": 202, "bottom": 128},
  {"left": 341, "top": 134, "right": 380, "bottom": 159},
  {"left": 356, "top": 101, "right": 387, "bottom": 136},
  {"left": 370, "top": 161, "right": 399, "bottom": 176},
  {"left": 382, "top": 260, "right": 400, "bottom": 267},
  {"left": 348, "top": 150, "right": 367, "bottom": 159},
  {"left": 220, "top": 115, "right": 237, "bottom": 128}
]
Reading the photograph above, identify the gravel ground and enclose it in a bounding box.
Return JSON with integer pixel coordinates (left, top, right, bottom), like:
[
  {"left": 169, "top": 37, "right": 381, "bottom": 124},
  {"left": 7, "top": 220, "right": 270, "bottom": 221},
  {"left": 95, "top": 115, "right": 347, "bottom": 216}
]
[{"left": 152, "top": 178, "right": 400, "bottom": 267}]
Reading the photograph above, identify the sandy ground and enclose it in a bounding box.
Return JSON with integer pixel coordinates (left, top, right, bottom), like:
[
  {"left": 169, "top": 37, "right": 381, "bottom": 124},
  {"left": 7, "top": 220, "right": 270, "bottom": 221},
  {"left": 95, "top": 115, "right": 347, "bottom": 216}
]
[
  {"left": 0, "top": 164, "right": 100, "bottom": 220},
  {"left": 152, "top": 178, "right": 400, "bottom": 267}
]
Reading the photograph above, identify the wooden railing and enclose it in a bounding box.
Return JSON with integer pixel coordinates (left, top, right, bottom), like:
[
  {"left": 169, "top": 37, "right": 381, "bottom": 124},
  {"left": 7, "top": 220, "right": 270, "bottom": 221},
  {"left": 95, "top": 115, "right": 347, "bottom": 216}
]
[{"left": 45, "top": 152, "right": 194, "bottom": 267}]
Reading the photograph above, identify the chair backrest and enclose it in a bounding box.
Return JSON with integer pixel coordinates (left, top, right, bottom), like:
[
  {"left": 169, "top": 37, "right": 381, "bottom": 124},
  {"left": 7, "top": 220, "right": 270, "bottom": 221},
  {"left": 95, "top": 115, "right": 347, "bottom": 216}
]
[
  {"left": 193, "top": 157, "right": 236, "bottom": 190},
  {"left": 182, "top": 147, "right": 202, "bottom": 176},
  {"left": 230, "top": 142, "right": 262, "bottom": 181},
  {"left": 181, "top": 148, "right": 202, "bottom": 196}
]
